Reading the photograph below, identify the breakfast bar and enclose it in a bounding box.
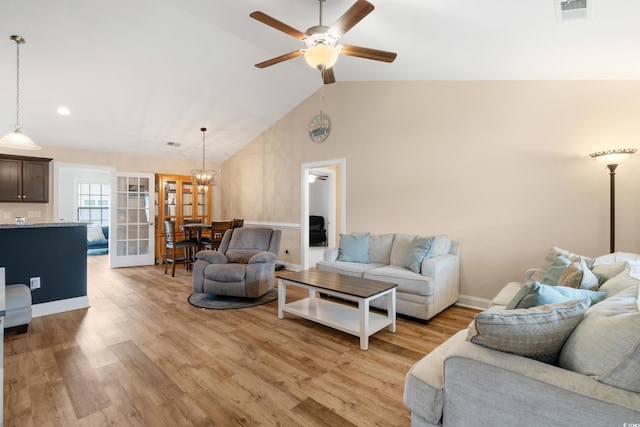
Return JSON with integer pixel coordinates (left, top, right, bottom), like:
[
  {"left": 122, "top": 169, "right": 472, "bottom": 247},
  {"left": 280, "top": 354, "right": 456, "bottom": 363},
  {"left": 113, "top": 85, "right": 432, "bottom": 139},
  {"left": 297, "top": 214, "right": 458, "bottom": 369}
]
[{"left": 0, "top": 222, "right": 89, "bottom": 316}]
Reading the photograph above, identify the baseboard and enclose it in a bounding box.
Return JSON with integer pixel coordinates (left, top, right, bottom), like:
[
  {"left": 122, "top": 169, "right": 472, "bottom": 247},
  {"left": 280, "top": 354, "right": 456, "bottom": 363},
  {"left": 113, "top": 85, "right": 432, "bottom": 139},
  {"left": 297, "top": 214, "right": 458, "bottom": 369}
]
[
  {"left": 279, "top": 262, "right": 302, "bottom": 272},
  {"left": 32, "top": 296, "right": 90, "bottom": 318},
  {"left": 456, "top": 294, "right": 491, "bottom": 311}
]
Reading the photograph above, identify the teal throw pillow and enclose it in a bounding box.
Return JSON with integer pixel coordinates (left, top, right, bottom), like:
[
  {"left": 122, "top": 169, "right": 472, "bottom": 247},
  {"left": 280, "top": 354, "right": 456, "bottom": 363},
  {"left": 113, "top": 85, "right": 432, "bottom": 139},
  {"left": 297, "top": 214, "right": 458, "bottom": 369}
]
[
  {"left": 337, "top": 233, "right": 370, "bottom": 263},
  {"left": 506, "top": 281, "right": 607, "bottom": 310},
  {"left": 402, "top": 236, "right": 434, "bottom": 273},
  {"left": 541, "top": 254, "right": 572, "bottom": 285}
]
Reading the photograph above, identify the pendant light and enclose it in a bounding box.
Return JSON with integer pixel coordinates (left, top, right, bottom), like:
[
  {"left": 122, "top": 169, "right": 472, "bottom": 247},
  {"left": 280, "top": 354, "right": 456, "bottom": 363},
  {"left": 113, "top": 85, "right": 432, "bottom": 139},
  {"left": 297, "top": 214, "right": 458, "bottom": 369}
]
[
  {"left": 191, "top": 127, "right": 217, "bottom": 186},
  {"left": 0, "top": 35, "right": 41, "bottom": 150}
]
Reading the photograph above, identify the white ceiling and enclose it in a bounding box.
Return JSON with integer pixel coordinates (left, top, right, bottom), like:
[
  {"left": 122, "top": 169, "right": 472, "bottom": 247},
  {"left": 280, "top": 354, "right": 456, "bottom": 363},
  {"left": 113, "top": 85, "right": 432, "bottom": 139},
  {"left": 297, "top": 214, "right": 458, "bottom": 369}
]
[{"left": 1, "top": 0, "right": 639, "bottom": 163}]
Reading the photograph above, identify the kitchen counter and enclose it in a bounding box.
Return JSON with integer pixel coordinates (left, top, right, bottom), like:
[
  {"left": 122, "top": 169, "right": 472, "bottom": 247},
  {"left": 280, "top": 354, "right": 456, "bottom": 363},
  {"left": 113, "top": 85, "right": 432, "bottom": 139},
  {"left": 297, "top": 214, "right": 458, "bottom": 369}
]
[{"left": 0, "top": 221, "right": 87, "bottom": 229}]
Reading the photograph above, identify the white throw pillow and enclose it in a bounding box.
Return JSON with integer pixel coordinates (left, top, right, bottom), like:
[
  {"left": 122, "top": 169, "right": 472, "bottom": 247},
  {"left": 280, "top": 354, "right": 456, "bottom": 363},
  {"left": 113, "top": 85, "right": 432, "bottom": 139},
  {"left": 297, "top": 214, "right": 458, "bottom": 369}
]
[
  {"left": 599, "top": 268, "right": 640, "bottom": 297},
  {"left": 559, "top": 285, "right": 640, "bottom": 393},
  {"left": 87, "top": 225, "right": 106, "bottom": 242}
]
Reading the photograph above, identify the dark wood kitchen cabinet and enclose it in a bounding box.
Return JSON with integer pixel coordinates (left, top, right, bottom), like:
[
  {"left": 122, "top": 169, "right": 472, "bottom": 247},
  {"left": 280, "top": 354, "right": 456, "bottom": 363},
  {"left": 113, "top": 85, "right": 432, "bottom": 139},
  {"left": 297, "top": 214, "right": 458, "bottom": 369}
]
[{"left": 0, "top": 154, "right": 52, "bottom": 203}]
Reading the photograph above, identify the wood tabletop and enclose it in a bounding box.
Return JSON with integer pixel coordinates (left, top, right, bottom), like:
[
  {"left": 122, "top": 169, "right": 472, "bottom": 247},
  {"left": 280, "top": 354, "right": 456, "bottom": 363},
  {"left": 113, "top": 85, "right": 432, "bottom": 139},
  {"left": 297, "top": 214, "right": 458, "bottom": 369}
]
[{"left": 276, "top": 269, "right": 397, "bottom": 298}]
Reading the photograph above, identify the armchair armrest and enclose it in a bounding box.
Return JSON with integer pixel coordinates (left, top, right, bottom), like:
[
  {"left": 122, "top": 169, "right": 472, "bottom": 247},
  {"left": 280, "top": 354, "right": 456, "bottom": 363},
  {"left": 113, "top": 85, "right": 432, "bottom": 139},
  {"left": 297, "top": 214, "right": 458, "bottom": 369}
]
[
  {"left": 324, "top": 247, "right": 339, "bottom": 261},
  {"left": 195, "top": 250, "right": 228, "bottom": 264},
  {"left": 249, "top": 251, "right": 277, "bottom": 264}
]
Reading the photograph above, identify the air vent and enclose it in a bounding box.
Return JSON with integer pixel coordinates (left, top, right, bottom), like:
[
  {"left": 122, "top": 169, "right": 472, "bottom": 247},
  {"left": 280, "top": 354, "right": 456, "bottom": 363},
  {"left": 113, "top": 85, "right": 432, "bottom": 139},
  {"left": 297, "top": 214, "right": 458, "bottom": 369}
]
[
  {"left": 555, "top": 0, "right": 590, "bottom": 21},
  {"left": 166, "top": 141, "right": 181, "bottom": 147}
]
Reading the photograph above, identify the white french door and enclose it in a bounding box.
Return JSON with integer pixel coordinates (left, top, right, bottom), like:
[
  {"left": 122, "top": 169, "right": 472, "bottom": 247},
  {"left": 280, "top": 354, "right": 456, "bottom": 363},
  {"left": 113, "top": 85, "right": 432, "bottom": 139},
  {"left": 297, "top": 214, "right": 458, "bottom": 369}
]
[{"left": 109, "top": 172, "right": 155, "bottom": 268}]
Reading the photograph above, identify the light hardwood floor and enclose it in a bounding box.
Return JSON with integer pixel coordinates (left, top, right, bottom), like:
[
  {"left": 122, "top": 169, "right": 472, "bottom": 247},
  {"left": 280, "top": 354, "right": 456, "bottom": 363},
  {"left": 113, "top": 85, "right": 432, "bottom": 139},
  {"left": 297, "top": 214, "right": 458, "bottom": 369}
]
[{"left": 4, "top": 256, "right": 478, "bottom": 426}]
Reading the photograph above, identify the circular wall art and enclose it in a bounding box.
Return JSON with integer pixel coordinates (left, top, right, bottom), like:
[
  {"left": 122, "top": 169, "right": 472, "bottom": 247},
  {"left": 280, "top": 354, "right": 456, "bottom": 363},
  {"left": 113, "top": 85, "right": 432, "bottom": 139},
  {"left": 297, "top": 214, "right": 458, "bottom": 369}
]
[{"left": 309, "top": 113, "right": 331, "bottom": 143}]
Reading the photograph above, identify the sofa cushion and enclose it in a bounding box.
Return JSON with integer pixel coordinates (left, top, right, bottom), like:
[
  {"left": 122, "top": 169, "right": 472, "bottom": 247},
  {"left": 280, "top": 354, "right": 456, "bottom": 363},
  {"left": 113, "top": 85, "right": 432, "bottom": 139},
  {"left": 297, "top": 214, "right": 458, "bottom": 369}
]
[
  {"left": 402, "top": 236, "right": 434, "bottom": 273},
  {"left": 316, "top": 261, "right": 384, "bottom": 277},
  {"left": 337, "top": 233, "right": 370, "bottom": 263},
  {"left": 87, "top": 225, "right": 106, "bottom": 242},
  {"left": 468, "top": 299, "right": 589, "bottom": 364},
  {"left": 369, "top": 233, "right": 394, "bottom": 264},
  {"left": 389, "top": 234, "right": 417, "bottom": 266},
  {"left": 559, "top": 285, "right": 640, "bottom": 393},
  {"left": 427, "top": 234, "right": 450, "bottom": 258},
  {"left": 505, "top": 281, "right": 607, "bottom": 309},
  {"left": 364, "top": 265, "right": 434, "bottom": 296},
  {"left": 598, "top": 268, "right": 640, "bottom": 297}
]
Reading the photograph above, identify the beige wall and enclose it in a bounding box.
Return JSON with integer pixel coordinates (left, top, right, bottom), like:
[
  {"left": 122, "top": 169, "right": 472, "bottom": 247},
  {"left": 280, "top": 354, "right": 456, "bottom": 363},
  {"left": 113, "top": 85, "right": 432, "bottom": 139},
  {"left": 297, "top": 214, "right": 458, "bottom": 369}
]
[{"left": 221, "top": 80, "right": 640, "bottom": 302}]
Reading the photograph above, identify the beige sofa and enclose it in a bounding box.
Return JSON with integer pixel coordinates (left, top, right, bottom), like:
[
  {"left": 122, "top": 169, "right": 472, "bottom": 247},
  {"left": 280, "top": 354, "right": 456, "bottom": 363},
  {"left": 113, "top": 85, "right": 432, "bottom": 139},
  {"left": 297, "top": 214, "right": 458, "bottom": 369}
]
[
  {"left": 404, "top": 247, "right": 640, "bottom": 426},
  {"left": 317, "top": 233, "right": 460, "bottom": 321}
]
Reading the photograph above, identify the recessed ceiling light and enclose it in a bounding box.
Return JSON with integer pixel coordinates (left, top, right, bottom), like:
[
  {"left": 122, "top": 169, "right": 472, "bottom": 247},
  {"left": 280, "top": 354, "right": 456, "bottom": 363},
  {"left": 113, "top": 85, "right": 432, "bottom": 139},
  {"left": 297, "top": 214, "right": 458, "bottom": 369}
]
[{"left": 57, "top": 106, "right": 71, "bottom": 115}]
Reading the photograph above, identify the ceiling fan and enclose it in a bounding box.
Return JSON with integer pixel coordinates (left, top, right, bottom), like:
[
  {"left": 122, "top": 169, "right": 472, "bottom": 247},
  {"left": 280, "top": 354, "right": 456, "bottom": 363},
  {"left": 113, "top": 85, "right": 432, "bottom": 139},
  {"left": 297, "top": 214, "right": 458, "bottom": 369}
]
[{"left": 250, "top": 0, "right": 397, "bottom": 84}]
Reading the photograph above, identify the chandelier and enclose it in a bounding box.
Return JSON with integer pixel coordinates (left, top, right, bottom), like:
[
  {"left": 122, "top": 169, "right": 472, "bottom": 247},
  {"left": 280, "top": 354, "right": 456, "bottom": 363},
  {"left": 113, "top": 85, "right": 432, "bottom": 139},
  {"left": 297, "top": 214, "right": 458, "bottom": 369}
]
[
  {"left": 191, "top": 127, "right": 217, "bottom": 186},
  {"left": 0, "top": 35, "right": 41, "bottom": 150}
]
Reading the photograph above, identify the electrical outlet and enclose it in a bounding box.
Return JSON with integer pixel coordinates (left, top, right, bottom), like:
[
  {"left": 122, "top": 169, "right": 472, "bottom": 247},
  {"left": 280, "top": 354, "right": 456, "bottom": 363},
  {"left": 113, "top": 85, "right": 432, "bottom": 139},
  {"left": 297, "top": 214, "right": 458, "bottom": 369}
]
[
  {"left": 3, "top": 212, "right": 10, "bottom": 219},
  {"left": 30, "top": 276, "right": 41, "bottom": 290},
  {"left": 28, "top": 211, "right": 41, "bottom": 218}
]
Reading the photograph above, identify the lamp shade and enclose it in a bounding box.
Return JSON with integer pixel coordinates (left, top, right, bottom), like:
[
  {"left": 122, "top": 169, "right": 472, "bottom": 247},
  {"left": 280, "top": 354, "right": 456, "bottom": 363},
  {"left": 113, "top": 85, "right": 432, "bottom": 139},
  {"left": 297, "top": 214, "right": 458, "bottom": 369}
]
[
  {"left": 304, "top": 44, "right": 338, "bottom": 69},
  {"left": 589, "top": 148, "right": 637, "bottom": 165},
  {"left": 0, "top": 130, "right": 41, "bottom": 150}
]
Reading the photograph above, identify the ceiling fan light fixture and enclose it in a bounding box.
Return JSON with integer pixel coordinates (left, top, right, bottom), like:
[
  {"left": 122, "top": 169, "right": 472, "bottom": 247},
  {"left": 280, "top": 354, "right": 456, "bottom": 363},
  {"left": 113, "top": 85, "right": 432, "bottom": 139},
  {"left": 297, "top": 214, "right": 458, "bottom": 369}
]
[{"left": 304, "top": 44, "right": 338, "bottom": 69}]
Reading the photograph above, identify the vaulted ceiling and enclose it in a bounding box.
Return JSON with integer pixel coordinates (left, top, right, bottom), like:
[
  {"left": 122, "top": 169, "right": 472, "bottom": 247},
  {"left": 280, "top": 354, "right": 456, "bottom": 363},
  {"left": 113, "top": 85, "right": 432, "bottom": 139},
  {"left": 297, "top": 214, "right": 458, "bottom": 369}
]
[{"left": 1, "top": 0, "right": 639, "bottom": 162}]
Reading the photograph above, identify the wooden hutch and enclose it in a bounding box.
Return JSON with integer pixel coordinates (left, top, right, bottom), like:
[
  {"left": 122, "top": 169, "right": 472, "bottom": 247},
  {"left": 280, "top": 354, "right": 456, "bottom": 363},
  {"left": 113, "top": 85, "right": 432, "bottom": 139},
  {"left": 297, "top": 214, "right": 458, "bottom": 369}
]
[{"left": 154, "top": 174, "right": 211, "bottom": 264}]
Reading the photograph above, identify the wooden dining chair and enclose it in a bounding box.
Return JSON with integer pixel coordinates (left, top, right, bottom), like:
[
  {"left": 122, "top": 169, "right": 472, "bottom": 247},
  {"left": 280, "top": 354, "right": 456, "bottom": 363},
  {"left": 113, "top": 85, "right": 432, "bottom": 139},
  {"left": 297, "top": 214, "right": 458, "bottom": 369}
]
[
  {"left": 201, "top": 220, "right": 233, "bottom": 250},
  {"left": 164, "top": 219, "right": 198, "bottom": 277}
]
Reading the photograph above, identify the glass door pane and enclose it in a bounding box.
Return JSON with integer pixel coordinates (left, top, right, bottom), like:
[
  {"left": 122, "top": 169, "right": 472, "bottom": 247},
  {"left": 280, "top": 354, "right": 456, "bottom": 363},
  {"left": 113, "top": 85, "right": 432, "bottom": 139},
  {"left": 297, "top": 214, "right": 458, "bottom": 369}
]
[
  {"left": 182, "top": 180, "right": 193, "bottom": 219},
  {"left": 110, "top": 173, "right": 155, "bottom": 268},
  {"left": 164, "top": 180, "right": 177, "bottom": 218}
]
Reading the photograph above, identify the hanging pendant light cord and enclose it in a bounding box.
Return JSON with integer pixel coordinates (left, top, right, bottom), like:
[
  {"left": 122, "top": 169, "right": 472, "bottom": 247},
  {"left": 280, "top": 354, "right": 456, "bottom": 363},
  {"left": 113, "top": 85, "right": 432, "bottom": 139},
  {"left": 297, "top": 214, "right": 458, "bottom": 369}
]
[
  {"left": 13, "top": 36, "right": 23, "bottom": 132},
  {"left": 201, "top": 127, "right": 206, "bottom": 174}
]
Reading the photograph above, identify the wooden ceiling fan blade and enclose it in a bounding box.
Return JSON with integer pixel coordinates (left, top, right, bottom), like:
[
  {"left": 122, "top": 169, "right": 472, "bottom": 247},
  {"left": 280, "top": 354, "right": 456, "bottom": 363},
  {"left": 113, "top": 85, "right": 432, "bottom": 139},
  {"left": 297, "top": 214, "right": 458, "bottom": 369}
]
[
  {"left": 327, "top": 0, "right": 374, "bottom": 38},
  {"left": 255, "top": 50, "right": 304, "bottom": 68},
  {"left": 250, "top": 11, "right": 307, "bottom": 40},
  {"left": 341, "top": 45, "right": 397, "bottom": 63},
  {"left": 322, "top": 67, "right": 336, "bottom": 84}
]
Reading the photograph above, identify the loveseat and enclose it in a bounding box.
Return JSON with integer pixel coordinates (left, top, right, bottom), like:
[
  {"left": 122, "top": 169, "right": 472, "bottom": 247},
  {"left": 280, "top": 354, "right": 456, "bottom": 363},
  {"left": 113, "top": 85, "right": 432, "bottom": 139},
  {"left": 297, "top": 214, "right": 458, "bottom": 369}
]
[
  {"left": 404, "top": 247, "right": 640, "bottom": 426},
  {"left": 86, "top": 225, "right": 108, "bottom": 255},
  {"left": 316, "top": 233, "right": 459, "bottom": 321}
]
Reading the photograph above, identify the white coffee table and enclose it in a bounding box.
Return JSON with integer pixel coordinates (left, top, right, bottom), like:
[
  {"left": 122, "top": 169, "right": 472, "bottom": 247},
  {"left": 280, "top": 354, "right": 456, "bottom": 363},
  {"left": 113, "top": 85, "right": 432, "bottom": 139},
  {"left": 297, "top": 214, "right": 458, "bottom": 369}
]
[{"left": 276, "top": 269, "right": 397, "bottom": 350}]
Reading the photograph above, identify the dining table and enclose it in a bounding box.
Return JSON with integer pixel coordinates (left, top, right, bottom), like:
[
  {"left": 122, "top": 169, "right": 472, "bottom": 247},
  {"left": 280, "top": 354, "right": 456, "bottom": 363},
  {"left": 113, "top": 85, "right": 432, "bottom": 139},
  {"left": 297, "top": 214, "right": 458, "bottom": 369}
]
[{"left": 180, "top": 222, "right": 212, "bottom": 251}]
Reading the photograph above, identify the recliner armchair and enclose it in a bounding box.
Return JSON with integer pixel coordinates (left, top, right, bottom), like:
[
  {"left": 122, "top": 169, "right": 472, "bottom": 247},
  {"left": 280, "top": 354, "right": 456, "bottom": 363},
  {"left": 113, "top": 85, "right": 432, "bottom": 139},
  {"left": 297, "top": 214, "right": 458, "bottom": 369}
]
[
  {"left": 309, "top": 215, "right": 327, "bottom": 246},
  {"left": 193, "top": 227, "right": 281, "bottom": 298}
]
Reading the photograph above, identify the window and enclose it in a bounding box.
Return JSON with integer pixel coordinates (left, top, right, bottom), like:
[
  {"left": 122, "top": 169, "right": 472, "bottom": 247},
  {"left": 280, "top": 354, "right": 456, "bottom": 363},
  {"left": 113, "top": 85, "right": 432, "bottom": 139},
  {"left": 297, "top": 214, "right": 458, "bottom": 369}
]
[{"left": 78, "top": 183, "right": 110, "bottom": 226}]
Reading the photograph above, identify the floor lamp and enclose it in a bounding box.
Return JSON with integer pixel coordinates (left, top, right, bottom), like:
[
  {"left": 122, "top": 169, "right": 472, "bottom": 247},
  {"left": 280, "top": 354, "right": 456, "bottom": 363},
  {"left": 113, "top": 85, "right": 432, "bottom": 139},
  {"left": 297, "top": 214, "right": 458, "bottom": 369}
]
[{"left": 589, "top": 148, "right": 637, "bottom": 253}]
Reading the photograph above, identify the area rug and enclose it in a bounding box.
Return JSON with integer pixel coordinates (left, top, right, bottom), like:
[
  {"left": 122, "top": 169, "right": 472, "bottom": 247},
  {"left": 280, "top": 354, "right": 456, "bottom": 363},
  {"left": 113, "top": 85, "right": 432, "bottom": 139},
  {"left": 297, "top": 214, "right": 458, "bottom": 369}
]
[{"left": 188, "top": 288, "right": 278, "bottom": 310}]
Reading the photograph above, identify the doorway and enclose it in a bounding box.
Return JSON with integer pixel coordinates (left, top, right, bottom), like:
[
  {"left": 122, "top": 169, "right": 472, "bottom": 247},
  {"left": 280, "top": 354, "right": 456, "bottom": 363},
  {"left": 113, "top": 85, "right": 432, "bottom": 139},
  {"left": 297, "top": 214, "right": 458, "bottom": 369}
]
[{"left": 301, "top": 158, "right": 346, "bottom": 270}]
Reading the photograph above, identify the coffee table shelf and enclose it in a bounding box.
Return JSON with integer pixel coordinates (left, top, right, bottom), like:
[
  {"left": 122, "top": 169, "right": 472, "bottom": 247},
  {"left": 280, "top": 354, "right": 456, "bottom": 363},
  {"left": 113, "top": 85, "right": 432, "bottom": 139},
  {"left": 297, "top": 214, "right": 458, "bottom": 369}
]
[
  {"left": 282, "top": 298, "right": 393, "bottom": 338},
  {"left": 276, "top": 269, "right": 397, "bottom": 350}
]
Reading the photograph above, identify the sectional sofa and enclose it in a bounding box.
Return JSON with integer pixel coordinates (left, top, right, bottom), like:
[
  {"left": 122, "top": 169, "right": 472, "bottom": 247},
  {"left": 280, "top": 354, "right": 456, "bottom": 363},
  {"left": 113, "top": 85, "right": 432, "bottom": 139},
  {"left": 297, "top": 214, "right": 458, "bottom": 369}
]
[
  {"left": 404, "top": 247, "right": 640, "bottom": 426},
  {"left": 316, "top": 233, "right": 460, "bottom": 321}
]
